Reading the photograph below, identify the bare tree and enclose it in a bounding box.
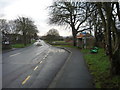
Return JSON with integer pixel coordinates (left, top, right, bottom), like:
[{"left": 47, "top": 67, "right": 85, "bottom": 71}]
[
  {"left": 95, "top": 2, "right": 120, "bottom": 75},
  {"left": 0, "top": 19, "right": 9, "bottom": 34},
  {"left": 45, "top": 28, "right": 60, "bottom": 41},
  {"left": 15, "top": 17, "right": 38, "bottom": 46},
  {"left": 47, "top": 28, "right": 60, "bottom": 36},
  {"left": 8, "top": 20, "right": 17, "bottom": 34},
  {"left": 49, "top": 1, "right": 95, "bottom": 46}
]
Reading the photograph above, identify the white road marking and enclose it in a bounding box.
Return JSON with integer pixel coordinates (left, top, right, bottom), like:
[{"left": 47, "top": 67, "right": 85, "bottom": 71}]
[
  {"left": 43, "top": 52, "right": 49, "bottom": 60},
  {"left": 36, "top": 53, "right": 40, "bottom": 56},
  {"left": 34, "top": 66, "right": 38, "bottom": 71},
  {"left": 43, "top": 57, "right": 46, "bottom": 59},
  {"left": 45, "top": 55, "right": 48, "bottom": 58},
  {"left": 47, "top": 50, "right": 50, "bottom": 53},
  {"left": 22, "top": 75, "right": 31, "bottom": 85},
  {"left": 40, "top": 61, "right": 42, "bottom": 64},
  {"left": 9, "top": 53, "right": 20, "bottom": 57}
]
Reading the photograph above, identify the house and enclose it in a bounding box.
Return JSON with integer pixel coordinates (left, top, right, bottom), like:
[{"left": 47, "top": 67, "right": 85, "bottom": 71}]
[{"left": 5, "top": 34, "right": 23, "bottom": 44}]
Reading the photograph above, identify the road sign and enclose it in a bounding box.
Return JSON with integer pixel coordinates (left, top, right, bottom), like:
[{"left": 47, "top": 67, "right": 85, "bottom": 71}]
[{"left": 81, "top": 32, "right": 86, "bottom": 35}]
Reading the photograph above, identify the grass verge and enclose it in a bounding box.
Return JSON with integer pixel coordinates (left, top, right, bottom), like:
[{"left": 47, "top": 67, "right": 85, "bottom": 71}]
[
  {"left": 81, "top": 48, "right": 120, "bottom": 88},
  {"left": 52, "top": 44, "right": 77, "bottom": 48},
  {"left": 12, "top": 44, "right": 25, "bottom": 48},
  {"left": 12, "top": 40, "right": 36, "bottom": 48},
  {"left": 12, "top": 43, "right": 33, "bottom": 48},
  {"left": 45, "top": 40, "right": 72, "bottom": 45}
]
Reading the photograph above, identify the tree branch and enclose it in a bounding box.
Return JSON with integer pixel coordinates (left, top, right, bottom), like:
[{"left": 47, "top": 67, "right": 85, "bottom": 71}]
[{"left": 77, "top": 28, "right": 92, "bottom": 33}]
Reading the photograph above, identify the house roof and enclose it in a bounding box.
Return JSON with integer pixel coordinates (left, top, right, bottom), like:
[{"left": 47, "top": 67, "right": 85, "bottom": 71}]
[
  {"left": 77, "top": 33, "right": 84, "bottom": 38},
  {"left": 77, "top": 33, "right": 93, "bottom": 38}
]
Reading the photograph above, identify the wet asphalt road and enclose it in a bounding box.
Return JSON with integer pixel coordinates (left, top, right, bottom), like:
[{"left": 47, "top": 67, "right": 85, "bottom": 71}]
[{"left": 2, "top": 40, "right": 69, "bottom": 88}]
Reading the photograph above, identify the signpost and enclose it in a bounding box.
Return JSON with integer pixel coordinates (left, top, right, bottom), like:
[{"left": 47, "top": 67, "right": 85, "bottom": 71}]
[{"left": 82, "top": 32, "right": 87, "bottom": 49}]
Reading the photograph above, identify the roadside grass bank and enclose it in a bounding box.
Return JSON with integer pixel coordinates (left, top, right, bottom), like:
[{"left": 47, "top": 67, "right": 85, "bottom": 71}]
[
  {"left": 11, "top": 40, "right": 36, "bottom": 48},
  {"left": 52, "top": 44, "right": 77, "bottom": 49},
  {"left": 81, "top": 48, "right": 120, "bottom": 88},
  {"left": 11, "top": 43, "right": 32, "bottom": 48},
  {"left": 45, "top": 40, "right": 72, "bottom": 45},
  {"left": 11, "top": 44, "right": 25, "bottom": 48}
]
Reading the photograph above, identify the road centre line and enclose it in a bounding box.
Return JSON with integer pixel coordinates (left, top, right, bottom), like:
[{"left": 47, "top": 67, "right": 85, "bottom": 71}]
[
  {"left": 36, "top": 53, "right": 40, "bottom": 56},
  {"left": 43, "top": 53, "right": 49, "bottom": 59},
  {"left": 40, "top": 61, "right": 42, "bottom": 64},
  {"left": 9, "top": 53, "right": 21, "bottom": 57},
  {"left": 43, "top": 57, "right": 46, "bottom": 59},
  {"left": 43, "top": 55, "right": 47, "bottom": 59},
  {"left": 45, "top": 56, "right": 47, "bottom": 58},
  {"left": 34, "top": 66, "right": 38, "bottom": 71},
  {"left": 47, "top": 53, "right": 49, "bottom": 55},
  {"left": 45, "top": 54, "right": 48, "bottom": 58},
  {"left": 22, "top": 75, "right": 31, "bottom": 85}
]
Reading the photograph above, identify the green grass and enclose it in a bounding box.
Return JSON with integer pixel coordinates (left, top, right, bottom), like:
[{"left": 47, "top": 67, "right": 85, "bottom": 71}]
[
  {"left": 53, "top": 44, "right": 78, "bottom": 49},
  {"left": 12, "top": 40, "right": 36, "bottom": 48},
  {"left": 45, "top": 40, "right": 72, "bottom": 45},
  {"left": 45, "top": 40, "right": 78, "bottom": 48},
  {"left": 53, "top": 41, "right": 65, "bottom": 43},
  {"left": 53, "top": 41, "right": 71, "bottom": 44},
  {"left": 81, "top": 48, "right": 120, "bottom": 88},
  {"left": 31, "top": 40, "right": 36, "bottom": 43},
  {"left": 12, "top": 44, "right": 26, "bottom": 48},
  {"left": 12, "top": 43, "right": 33, "bottom": 48}
]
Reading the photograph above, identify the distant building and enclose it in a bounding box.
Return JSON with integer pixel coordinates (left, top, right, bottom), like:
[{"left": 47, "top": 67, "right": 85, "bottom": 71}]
[
  {"left": 6, "top": 34, "right": 23, "bottom": 44},
  {"left": 2, "top": 33, "right": 23, "bottom": 49},
  {"left": 76, "top": 32, "right": 95, "bottom": 48},
  {"left": 2, "top": 32, "right": 11, "bottom": 49}
]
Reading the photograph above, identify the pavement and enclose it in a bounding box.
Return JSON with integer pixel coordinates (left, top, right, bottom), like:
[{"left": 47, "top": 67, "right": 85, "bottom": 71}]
[{"left": 49, "top": 47, "right": 94, "bottom": 88}]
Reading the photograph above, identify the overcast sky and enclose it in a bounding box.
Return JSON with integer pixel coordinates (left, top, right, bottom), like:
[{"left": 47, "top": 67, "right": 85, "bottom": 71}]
[{"left": 0, "top": 0, "right": 72, "bottom": 36}]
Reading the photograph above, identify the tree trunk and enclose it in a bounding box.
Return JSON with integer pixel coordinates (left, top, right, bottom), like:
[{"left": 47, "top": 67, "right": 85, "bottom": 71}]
[
  {"left": 111, "top": 45, "right": 120, "bottom": 75},
  {"left": 96, "top": 3, "right": 107, "bottom": 54},
  {"left": 71, "top": 25, "right": 77, "bottom": 46},
  {"left": 105, "top": 3, "right": 120, "bottom": 75},
  {"left": 96, "top": 2, "right": 120, "bottom": 75},
  {"left": 23, "top": 32, "right": 27, "bottom": 46},
  {"left": 111, "top": 19, "right": 120, "bottom": 75},
  {"left": 106, "top": 12, "right": 112, "bottom": 59},
  {"left": 73, "top": 34, "right": 77, "bottom": 46},
  {"left": 111, "top": 2, "right": 120, "bottom": 75}
]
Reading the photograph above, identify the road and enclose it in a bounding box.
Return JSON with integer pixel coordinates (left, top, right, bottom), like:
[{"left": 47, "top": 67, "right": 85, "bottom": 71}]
[{"left": 2, "top": 40, "right": 69, "bottom": 88}]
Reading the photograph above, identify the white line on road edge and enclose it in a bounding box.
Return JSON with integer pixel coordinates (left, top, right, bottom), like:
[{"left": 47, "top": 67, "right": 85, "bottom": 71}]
[
  {"left": 22, "top": 75, "right": 31, "bottom": 85},
  {"left": 9, "top": 53, "right": 21, "bottom": 57},
  {"left": 34, "top": 66, "right": 38, "bottom": 71}
]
